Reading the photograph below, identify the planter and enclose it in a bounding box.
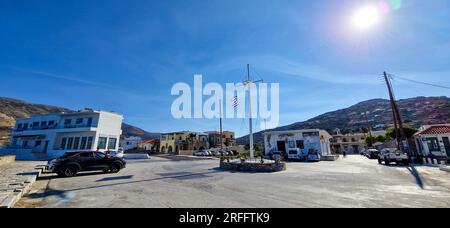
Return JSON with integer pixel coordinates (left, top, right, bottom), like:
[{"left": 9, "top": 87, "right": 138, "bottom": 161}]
[{"left": 220, "top": 160, "right": 286, "bottom": 173}]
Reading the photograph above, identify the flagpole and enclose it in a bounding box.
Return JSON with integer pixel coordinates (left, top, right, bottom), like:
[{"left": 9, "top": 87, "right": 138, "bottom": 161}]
[{"left": 247, "top": 64, "right": 255, "bottom": 161}]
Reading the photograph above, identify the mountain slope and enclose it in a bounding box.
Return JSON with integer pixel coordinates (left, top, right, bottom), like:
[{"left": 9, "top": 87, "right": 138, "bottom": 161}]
[
  {"left": 237, "top": 96, "right": 450, "bottom": 145},
  {"left": 0, "top": 97, "right": 159, "bottom": 145}
]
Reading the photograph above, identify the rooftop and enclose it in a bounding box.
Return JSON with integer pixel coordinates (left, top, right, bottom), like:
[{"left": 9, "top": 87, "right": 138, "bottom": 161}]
[{"left": 415, "top": 124, "right": 450, "bottom": 136}]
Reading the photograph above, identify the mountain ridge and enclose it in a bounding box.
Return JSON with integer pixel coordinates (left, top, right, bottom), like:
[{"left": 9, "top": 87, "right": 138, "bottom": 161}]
[{"left": 237, "top": 96, "right": 450, "bottom": 145}]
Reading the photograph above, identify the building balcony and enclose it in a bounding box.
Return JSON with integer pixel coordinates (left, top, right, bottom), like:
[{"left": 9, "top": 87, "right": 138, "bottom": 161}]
[{"left": 12, "top": 125, "right": 98, "bottom": 136}]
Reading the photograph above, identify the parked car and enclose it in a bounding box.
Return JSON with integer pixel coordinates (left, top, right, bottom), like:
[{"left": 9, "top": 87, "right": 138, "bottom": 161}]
[
  {"left": 46, "top": 151, "right": 126, "bottom": 177},
  {"left": 306, "top": 150, "right": 321, "bottom": 162},
  {"left": 365, "top": 149, "right": 380, "bottom": 159},
  {"left": 211, "top": 150, "right": 221, "bottom": 156},
  {"left": 287, "top": 148, "right": 305, "bottom": 161},
  {"left": 360, "top": 149, "right": 366, "bottom": 156},
  {"left": 378, "top": 148, "right": 410, "bottom": 166},
  {"left": 269, "top": 151, "right": 283, "bottom": 160},
  {"left": 108, "top": 150, "right": 124, "bottom": 158},
  {"left": 193, "top": 151, "right": 205, "bottom": 156}
]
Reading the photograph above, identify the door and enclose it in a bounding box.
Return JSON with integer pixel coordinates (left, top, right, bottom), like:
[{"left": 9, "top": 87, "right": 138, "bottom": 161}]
[
  {"left": 277, "top": 141, "right": 286, "bottom": 153},
  {"left": 443, "top": 137, "right": 450, "bottom": 157},
  {"left": 43, "top": 141, "right": 49, "bottom": 153}
]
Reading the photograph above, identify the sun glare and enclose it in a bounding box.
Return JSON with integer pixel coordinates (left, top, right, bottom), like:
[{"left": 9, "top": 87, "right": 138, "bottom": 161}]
[{"left": 353, "top": 5, "right": 381, "bottom": 30}]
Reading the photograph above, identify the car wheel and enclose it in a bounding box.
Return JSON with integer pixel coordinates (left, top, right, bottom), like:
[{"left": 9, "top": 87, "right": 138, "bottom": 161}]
[
  {"left": 103, "top": 168, "right": 110, "bottom": 173},
  {"left": 110, "top": 163, "right": 121, "bottom": 173},
  {"left": 62, "top": 166, "right": 78, "bottom": 177},
  {"left": 384, "top": 158, "right": 390, "bottom": 165},
  {"left": 378, "top": 158, "right": 382, "bottom": 164}
]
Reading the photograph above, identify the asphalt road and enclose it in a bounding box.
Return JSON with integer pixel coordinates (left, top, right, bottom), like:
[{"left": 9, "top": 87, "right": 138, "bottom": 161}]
[{"left": 15, "top": 155, "right": 450, "bottom": 208}]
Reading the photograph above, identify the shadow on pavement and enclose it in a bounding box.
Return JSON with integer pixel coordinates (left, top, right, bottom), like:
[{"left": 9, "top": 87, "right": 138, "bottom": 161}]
[
  {"left": 96, "top": 175, "right": 134, "bottom": 182},
  {"left": 406, "top": 166, "right": 425, "bottom": 189},
  {"left": 381, "top": 164, "right": 425, "bottom": 189},
  {"left": 31, "top": 170, "right": 223, "bottom": 199}
]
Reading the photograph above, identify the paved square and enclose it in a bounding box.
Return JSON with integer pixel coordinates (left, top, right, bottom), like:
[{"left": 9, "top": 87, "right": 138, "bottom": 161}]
[{"left": 15, "top": 155, "right": 450, "bottom": 208}]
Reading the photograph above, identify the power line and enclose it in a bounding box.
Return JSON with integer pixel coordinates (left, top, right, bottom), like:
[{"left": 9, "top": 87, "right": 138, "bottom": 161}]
[{"left": 390, "top": 74, "right": 450, "bottom": 90}]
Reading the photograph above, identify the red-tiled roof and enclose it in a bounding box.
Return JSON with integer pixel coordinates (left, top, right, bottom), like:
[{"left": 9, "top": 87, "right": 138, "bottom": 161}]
[
  {"left": 140, "top": 139, "right": 159, "bottom": 144},
  {"left": 415, "top": 125, "right": 450, "bottom": 136}
]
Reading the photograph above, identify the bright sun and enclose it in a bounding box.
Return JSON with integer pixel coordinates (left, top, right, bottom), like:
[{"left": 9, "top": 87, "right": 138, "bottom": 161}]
[{"left": 353, "top": 6, "right": 381, "bottom": 30}]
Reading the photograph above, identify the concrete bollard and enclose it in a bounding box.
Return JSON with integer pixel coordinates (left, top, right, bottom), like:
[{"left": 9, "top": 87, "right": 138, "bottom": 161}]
[
  {"left": 423, "top": 158, "right": 427, "bottom": 164},
  {"left": 433, "top": 159, "right": 438, "bottom": 165}
]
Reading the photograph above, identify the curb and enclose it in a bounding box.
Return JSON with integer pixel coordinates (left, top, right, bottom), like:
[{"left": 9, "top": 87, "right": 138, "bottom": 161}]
[
  {"left": 439, "top": 166, "right": 450, "bottom": 173},
  {"left": 0, "top": 166, "right": 44, "bottom": 208}
]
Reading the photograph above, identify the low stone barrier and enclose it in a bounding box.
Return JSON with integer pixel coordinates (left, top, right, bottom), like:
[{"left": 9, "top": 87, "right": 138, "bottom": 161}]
[
  {"left": 0, "top": 155, "right": 16, "bottom": 166},
  {"left": 124, "top": 153, "right": 150, "bottom": 160},
  {"left": 220, "top": 160, "right": 286, "bottom": 173},
  {"left": 321, "top": 155, "right": 339, "bottom": 161}
]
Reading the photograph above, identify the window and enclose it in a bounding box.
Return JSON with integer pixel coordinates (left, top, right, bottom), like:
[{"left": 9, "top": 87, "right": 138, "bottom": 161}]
[
  {"left": 32, "top": 122, "right": 39, "bottom": 127},
  {"left": 64, "top": 119, "right": 72, "bottom": 125},
  {"left": 94, "top": 152, "right": 106, "bottom": 160},
  {"left": 48, "top": 121, "right": 55, "bottom": 126},
  {"left": 80, "top": 137, "right": 87, "bottom": 150},
  {"left": 76, "top": 118, "right": 83, "bottom": 124},
  {"left": 60, "top": 138, "right": 67, "bottom": 149},
  {"left": 288, "top": 141, "right": 296, "bottom": 148},
  {"left": 34, "top": 140, "right": 42, "bottom": 147},
  {"left": 41, "top": 121, "right": 47, "bottom": 126},
  {"left": 97, "top": 137, "right": 107, "bottom": 150},
  {"left": 67, "top": 138, "right": 74, "bottom": 150},
  {"left": 426, "top": 138, "right": 440, "bottom": 152},
  {"left": 23, "top": 123, "right": 29, "bottom": 130},
  {"left": 80, "top": 152, "right": 94, "bottom": 158},
  {"left": 73, "top": 137, "right": 80, "bottom": 150},
  {"left": 87, "top": 137, "right": 93, "bottom": 149},
  {"left": 17, "top": 123, "right": 23, "bottom": 129},
  {"left": 87, "top": 117, "right": 93, "bottom": 127},
  {"left": 108, "top": 138, "right": 117, "bottom": 150},
  {"left": 296, "top": 140, "right": 305, "bottom": 149}
]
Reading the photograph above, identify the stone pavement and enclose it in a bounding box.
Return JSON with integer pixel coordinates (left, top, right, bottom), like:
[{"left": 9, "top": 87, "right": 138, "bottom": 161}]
[{"left": 0, "top": 161, "right": 45, "bottom": 208}]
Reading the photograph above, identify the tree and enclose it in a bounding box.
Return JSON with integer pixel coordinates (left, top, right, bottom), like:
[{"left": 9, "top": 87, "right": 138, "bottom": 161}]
[
  {"left": 365, "top": 136, "right": 376, "bottom": 147},
  {"left": 386, "top": 126, "right": 418, "bottom": 139}
]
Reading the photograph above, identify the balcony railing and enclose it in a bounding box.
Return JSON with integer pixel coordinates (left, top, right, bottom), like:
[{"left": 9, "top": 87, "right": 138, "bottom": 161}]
[{"left": 14, "top": 124, "right": 95, "bottom": 132}]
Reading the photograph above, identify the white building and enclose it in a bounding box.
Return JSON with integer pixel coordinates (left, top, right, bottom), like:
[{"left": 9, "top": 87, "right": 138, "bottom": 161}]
[
  {"left": 263, "top": 129, "right": 332, "bottom": 156},
  {"left": 7, "top": 109, "right": 123, "bottom": 158},
  {"left": 120, "top": 136, "right": 142, "bottom": 151},
  {"left": 414, "top": 124, "right": 450, "bottom": 160}
]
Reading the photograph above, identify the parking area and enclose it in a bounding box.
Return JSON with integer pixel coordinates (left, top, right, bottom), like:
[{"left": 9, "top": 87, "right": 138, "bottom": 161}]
[{"left": 15, "top": 155, "right": 450, "bottom": 208}]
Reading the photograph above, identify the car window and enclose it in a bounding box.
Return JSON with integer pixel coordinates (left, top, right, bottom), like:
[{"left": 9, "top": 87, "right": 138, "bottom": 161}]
[
  {"left": 94, "top": 152, "right": 106, "bottom": 159},
  {"left": 80, "top": 152, "right": 94, "bottom": 158}
]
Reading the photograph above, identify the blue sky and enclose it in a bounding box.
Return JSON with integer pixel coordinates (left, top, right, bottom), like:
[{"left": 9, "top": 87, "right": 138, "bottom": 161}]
[{"left": 1, "top": 0, "right": 449, "bottom": 136}]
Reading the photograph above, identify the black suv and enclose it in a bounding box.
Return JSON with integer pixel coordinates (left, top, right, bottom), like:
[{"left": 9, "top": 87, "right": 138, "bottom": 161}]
[{"left": 47, "top": 151, "right": 126, "bottom": 177}]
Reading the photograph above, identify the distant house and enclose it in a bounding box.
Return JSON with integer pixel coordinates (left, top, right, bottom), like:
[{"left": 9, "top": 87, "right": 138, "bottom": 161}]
[
  {"left": 263, "top": 129, "right": 332, "bottom": 156},
  {"left": 120, "top": 136, "right": 142, "bottom": 151},
  {"left": 139, "top": 139, "right": 160, "bottom": 152},
  {"left": 159, "top": 131, "right": 209, "bottom": 155},
  {"left": 414, "top": 124, "right": 450, "bottom": 161},
  {"left": 206, "top": 131, "right": 236, "bottom": 149},
  {"left": 331, "top": 133, "right": 366, "bottom": 154},
  {"left": 331, "top": 130, "right": 387, "bottom": 154},
  {"left": 6, "top": 109, "right": 123, "bottom": 158}
]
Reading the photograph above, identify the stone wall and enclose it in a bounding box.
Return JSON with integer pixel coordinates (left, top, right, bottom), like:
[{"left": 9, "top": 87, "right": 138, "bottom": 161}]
[
  {"left": 220, "top": 160, "right": 286, "bottom": 173},
  {"left": 0, "top": 155, "right": 16, "bottom": 166}
]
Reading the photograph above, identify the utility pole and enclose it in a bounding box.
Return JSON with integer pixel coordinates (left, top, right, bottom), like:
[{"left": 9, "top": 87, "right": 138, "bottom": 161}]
[{"left": 383, "top": 72, "right": 409, "bottom": 158}]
